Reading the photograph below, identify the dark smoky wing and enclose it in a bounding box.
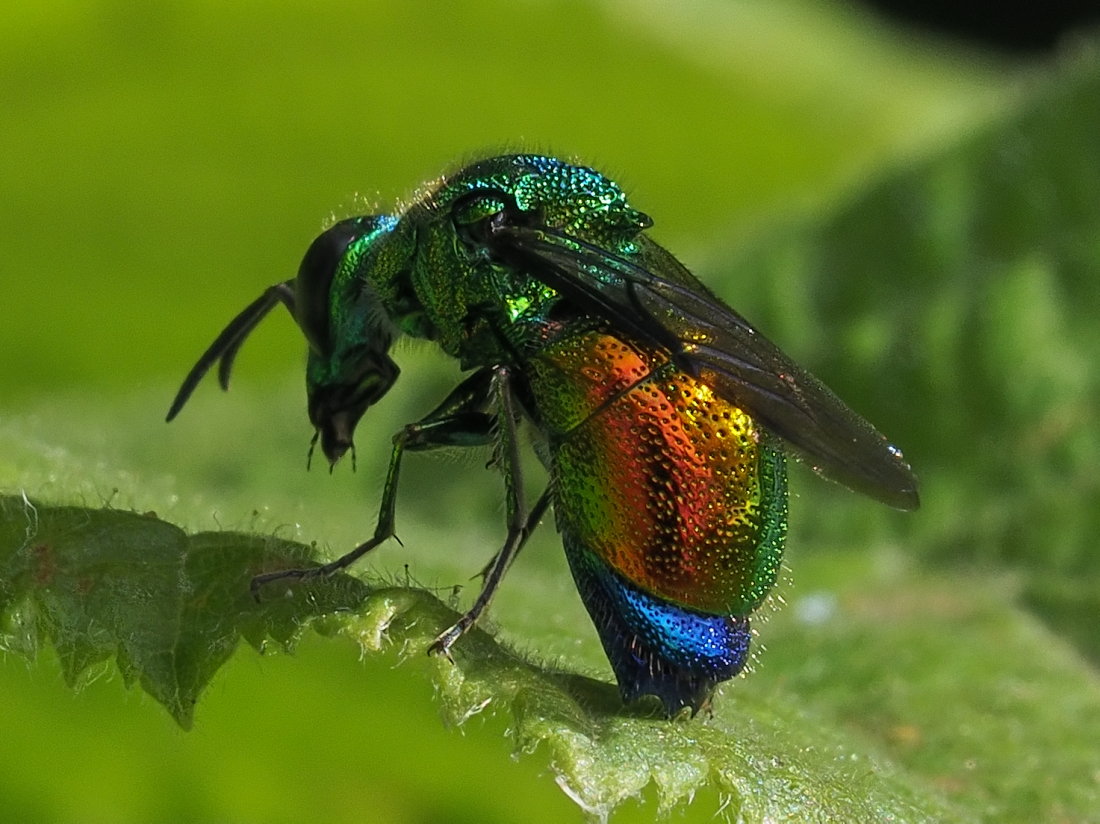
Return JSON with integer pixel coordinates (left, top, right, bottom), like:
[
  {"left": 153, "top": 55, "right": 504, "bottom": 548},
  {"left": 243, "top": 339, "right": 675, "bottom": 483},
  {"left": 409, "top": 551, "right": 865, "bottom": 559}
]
[
  {"left": 487, "top": 227, "right": 684, "bottom": 356},
  {"left": 494, "top": 226, "right": 919, "bottom": 510}
]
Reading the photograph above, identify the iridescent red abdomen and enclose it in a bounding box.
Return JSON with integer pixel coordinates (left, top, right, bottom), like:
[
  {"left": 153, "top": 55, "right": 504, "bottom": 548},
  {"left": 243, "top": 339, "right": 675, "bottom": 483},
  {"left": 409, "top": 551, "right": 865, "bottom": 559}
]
[{"left": 528, "top": 327, "right": 788, "bottom": 711}]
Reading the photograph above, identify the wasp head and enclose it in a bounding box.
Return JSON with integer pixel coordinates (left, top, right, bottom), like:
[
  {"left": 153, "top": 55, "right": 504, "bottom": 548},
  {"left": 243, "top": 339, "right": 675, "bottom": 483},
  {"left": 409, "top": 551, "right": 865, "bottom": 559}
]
[{"left": 297, "top": 215, "right": 401, "bottom": 467}]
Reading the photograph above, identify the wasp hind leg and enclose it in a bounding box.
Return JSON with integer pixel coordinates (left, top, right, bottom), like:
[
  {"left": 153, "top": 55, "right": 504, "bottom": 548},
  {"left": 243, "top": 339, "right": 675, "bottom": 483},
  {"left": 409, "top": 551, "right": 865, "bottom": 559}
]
[{"left": 429, "top": 365, "right": 552, "bottom": 658}]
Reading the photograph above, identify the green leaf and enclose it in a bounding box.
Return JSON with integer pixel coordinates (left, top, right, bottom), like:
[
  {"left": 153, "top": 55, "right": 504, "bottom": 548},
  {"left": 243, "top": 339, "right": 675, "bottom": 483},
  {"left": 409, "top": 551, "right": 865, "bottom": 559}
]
[
  {"left": 0, "top": 496, "right": 367, "bottom": 728},
  {"left": 0, "top": 497, "right": 965, "bottom": 821}
]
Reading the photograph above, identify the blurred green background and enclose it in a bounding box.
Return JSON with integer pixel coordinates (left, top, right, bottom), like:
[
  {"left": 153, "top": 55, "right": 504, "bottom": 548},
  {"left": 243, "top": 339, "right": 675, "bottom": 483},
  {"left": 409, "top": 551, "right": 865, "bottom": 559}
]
[{"left": 3, "top": 1, "right": 1098, "bottom": 821}]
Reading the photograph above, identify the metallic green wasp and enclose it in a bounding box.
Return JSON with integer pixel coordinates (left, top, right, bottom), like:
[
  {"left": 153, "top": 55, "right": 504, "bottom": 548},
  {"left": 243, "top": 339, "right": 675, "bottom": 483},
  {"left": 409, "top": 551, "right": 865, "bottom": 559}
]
[{"left": 168, "top": 155, "right": 918, "bottom": 715}]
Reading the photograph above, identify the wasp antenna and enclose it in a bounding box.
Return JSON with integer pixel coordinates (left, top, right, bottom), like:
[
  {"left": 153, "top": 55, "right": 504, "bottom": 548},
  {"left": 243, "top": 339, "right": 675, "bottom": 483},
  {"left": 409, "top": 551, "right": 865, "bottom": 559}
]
[
  {"left": 306, "top": 430, "right": 319, "bottom": 470},
  {"left": 166, "top": 281, "right": 296, "bottom": 422},
  {"left": 216, "top": 282, "right": 297, "bottom": 390}
]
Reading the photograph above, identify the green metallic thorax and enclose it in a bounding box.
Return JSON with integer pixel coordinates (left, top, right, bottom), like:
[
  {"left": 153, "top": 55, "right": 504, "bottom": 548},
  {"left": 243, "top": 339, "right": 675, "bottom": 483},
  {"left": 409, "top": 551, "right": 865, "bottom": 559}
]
[{"left": 371, "top": 156, "right": 649, "bottom": 367}]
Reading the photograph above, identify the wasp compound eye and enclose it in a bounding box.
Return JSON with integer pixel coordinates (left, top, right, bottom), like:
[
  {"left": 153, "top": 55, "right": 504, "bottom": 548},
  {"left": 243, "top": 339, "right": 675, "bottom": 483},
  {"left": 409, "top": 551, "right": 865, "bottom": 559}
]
[{"left": 296, "top": 217, "right": 388, "bottom": 355}]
